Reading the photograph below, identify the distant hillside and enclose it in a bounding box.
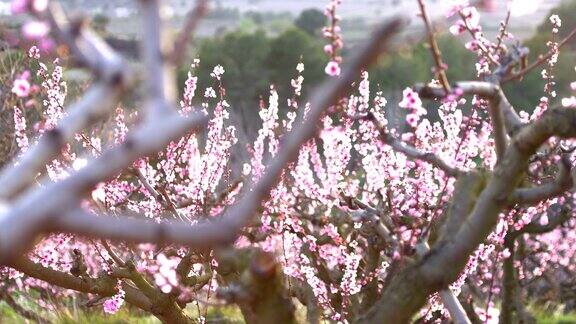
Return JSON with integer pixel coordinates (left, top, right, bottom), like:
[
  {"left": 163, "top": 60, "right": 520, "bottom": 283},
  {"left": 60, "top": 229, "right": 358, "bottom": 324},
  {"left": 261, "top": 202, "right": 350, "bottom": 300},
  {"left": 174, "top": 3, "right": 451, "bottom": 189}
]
[{"left": 0, "top": 0, "right": 564, "bottom": 41}]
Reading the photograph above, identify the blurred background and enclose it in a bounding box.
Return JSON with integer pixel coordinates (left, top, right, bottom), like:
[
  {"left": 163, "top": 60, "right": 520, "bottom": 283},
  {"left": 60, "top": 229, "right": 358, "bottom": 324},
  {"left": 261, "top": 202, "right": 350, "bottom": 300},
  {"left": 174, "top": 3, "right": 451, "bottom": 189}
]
[{"left": 0, "top": 0, "right": 575, "bottom": 161}]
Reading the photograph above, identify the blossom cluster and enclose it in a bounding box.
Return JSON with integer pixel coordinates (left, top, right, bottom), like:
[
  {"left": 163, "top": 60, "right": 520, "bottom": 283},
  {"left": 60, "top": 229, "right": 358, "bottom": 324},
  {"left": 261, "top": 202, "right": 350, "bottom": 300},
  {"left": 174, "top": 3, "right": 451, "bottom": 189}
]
[{"left": 323, "top": 0, "right": 343, "bottom": 76}]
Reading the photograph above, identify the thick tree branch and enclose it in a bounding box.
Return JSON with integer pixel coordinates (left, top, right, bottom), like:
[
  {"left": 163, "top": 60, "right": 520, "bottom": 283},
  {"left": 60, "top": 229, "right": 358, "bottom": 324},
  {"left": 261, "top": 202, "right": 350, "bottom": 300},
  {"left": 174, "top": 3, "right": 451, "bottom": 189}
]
[
  {"left": 10, "top": 257, "right": 153, "bottom": 312},
  {"left": 138, "top": 0, "right": 177, "bottom": 118},
  {"left": 501, "top": 204, "right": 570, "bottom": 323},
  {"left": 417, "top": 81, "right": 524, "bottom": 138},
  {"left": 0, "top": 286, "right": 52, "bottom": 324},
  {"left": 169, "top": 0, "right": 209, "bottom": 66},
  {"left": 509, "top": 154, "right": 573, "bottom": 205},
  {"left": 0, "top": 112, "right": 208, "bottom": 263},
  {"left": 42, "top": 2, "right": 128, "bottom": 79},
  {"left": 416, "top": 0, "right": 450, "bottom": 94},
  {"left": 415, "top": 242, "right": 471, "bottom": 324},
  {"left": 361, "top": 107, "right": 576, "bottom": 322}
]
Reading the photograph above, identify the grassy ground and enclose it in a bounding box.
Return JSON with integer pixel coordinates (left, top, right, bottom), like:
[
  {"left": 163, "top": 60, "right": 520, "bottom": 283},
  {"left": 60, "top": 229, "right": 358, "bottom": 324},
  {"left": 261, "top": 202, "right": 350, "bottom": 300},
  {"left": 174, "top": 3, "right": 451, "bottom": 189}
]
[
  {"left": 2, "top": 301, "right": 576, "bottom": 323},
  {"left": 0, "top": 301, "right": 246, "bottom": 323},
  {"left": 532, "top": 305, "right": 576, "bottom": 324}
]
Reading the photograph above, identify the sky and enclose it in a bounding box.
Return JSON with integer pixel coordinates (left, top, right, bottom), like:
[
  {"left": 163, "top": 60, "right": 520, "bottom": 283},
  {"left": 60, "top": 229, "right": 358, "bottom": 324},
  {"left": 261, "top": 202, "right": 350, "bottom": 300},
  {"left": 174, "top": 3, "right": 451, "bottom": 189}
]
[{"left": 0, "top": 0, "right": 560, "bottom": 19}]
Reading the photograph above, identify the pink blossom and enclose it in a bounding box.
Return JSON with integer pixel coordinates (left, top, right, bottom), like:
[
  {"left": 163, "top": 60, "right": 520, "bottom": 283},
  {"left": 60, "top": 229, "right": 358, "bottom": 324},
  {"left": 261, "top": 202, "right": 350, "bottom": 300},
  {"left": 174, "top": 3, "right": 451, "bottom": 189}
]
[
  {"left": 465, "top": 40, "right": 480, "bottom": 52},
  {"left": 204, "top": 87, "right": 216, "bottom": 98},
  {"left": 22, "top": 21, "right": 50, "bottom": 40},
  {"left": 399, "top": 87, "right": 423, "bottom": 111},
  {"left": 39, "top": 37, "right": 55, "bottom": 53},
  {"left": 103, "top": 281, "right": 125, "bottom": 314},
  {"left": 13, "top": 107, "right": 29, "bottom": 151},
  {"left": 11, "top": 0, "right": 28, "bottom": 14},
  {"left": 406, "top": 113, "right": 419, "bottom": 127},
  {"left": 11, "top": 77, "right": 31, "bottom": 98},
  {"left": 153, "top": 254, "right": 180, "bottom": 293},
  {"left": 550, "top": 14, "right": 562, "bottom": 29},
  {"left": 324, "top": 61, "right": 341, "bottom": 76},
  {"left": 296, "top": 62, "right": 304, "bottom": 73},
  {"left": 12, "top": 0, "right": 47, "bottom": 13},
  {"left": 31, "top": 0, "right": 47, "bottom": 12},
  {"left": 562, "top": 96, "right": 576, "bottom": 107},
  {"left": 446, "top": 0, "right": 469, "bottom": 17},
  {"left": 449, "top": 21, "right": 466, "bottom": 35},
  {"left": 210, "top": 65, "right": 225, "bottom": 80},
  {"left": 28, "top": 45, "right": 40, "bottom": 59},
  {"left": 461, "top": 7, "right": 480, "bottom": 30}
]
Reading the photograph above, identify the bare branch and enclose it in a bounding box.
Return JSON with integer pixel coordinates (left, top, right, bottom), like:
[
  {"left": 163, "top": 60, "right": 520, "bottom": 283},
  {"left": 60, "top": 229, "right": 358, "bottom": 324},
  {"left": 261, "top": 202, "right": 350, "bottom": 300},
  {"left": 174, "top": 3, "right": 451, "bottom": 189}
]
[
  {"left": 43, "top": 2, "right": 128, "bottom": 81},
  {"left": 509, "top": 154, "right": 573, "bottom": 205},
  {"left": 516, "top": 203, "right": 571, "bottom": 236},
  {"left": 138, "top": 0, "right": 177, "bottom": 118},
  {"left": 0, "top": 112, "right": 208, "bottom": 262},
  {"left": 0, "top": 286, "right": 52, "bottom": 324},
  {"left": 416, "top": 0, "right": 450, "bottom": 94},
  {"left": 169, "top": 0, "right": 209, "bottom": 67},
  {"left": 415, "top": 242, "right": 471, "bottom": 324},
  {"left": 361, "top": 107, "right": 576, "bottom": 322},
  {"left": 0, "top": 19, "right": 404, "bottom": 262},
  {"left": 10, "top": 257, "right": 153, "bottom": 312},
  {"left": 457, "top": 11, "right": 500, "bottom": 66},
  {"left": 502, "top": 27, "right": 576, "bottom": 84}
]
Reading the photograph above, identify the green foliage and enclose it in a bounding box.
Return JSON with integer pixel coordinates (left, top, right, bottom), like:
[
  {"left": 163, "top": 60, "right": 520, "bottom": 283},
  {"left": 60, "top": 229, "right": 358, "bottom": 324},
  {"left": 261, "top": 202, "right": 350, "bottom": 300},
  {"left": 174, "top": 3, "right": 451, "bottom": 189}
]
[
  {"left": 55, "top": 309, "right": 159, "bottom": 324},
  {"left": 179, "top": 27, "right": 325, "bottom": 128},
  {"left": 267, "top": 28, "right": 326, "bottom": 101},
  {"left": 530, "top": 304, "right": 576, "bottom": 324},
  {"left": 369, "top": 35, "right": 476, "bottom": 91},
  {"left": 0, "top": 300, "right": 247, "bottom": 324},
  {"left": 0, "top": 302, "right": 22, "bottom": 323},
  {"left": 191, "top": 29, "right": 271, "bottom": 107},
  {"left": 294, "top": 8, "right": 327, "bottom": 36},
  {"left": 503, "top": 3, "right": 576, "bottom": 112},
  {"left": 536, "top": 0, "right": 576, "bottom": 50}
]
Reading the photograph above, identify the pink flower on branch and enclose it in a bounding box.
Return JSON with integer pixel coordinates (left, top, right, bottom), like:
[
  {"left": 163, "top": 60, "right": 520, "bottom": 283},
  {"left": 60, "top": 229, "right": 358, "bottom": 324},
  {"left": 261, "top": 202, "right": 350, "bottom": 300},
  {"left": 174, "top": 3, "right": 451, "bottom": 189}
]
[
  {"left": 324, "top": 61, "right": 341, "bottom": 76},
  {"left": 11, "top": 72, "right": 31, "bottom": 98},
  {"left": 399, "top": 87, "right": 423, "bottom": 111},
  {"left": 103, "top": 281, "right": 125, "bottom": 314},
  {"left": 11, "top": 0, "right": 48, "bottom": 14}
]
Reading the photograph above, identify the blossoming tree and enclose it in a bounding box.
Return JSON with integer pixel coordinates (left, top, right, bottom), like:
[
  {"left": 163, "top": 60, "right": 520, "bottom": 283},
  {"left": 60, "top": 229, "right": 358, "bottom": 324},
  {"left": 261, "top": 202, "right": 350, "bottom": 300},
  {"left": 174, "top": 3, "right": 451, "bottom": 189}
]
[{"left": 2, "top": 0, "right": 576, "bottom": 323}]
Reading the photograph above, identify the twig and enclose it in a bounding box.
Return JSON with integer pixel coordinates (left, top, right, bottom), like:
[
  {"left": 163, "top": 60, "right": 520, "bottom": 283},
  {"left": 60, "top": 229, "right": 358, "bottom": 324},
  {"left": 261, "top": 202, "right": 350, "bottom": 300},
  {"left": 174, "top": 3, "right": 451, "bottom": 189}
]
[
  {"left": 417, "top": 0, "right": 450, "bottom": 94},
  {"left": 170, "top": 0, "right": 209, "bottom": 66},
  {"left": 457, "top": 11, "right": 500, "bottom": 66},
  {"left": 502, "top": 27, "right": 576, "bottom": 83},
  {"left": 509, "top": 154, "right": 573, "bottom": 205}
]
